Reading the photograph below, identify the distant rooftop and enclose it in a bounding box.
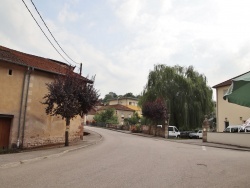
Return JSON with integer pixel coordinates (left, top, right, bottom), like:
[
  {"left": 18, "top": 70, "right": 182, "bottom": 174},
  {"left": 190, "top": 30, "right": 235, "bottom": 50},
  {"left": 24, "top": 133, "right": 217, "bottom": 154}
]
[
  {"left": 98, "top": 104, "right": 135, "bottom": 112},
  {"left": 107, "top": 97, "right": 139, "bottom": 101}
]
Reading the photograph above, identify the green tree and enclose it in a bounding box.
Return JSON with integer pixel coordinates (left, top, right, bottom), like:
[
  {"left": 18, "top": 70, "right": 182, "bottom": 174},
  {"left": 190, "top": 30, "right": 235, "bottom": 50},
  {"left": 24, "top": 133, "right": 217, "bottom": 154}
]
[
  {"left": 94, "top": 108, "right": 118, "bottom": 124},
  {"left": 124, "top": 112, "right": 140, "bottom": 125},
  {"left": 140, "top": 64, "right": 213, "bottom": 130},
  {"left": 123, "top": 92, "right": 136, "bottom": 98},
  {"left": 102, "top": 92, "right": 118, "bottom": 104}
]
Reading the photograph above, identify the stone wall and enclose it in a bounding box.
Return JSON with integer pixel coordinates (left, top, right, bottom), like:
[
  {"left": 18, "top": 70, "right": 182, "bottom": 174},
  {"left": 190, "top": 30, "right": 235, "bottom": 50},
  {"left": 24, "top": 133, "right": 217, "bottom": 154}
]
[
  {"left": 141, "top": 125, "right": 166, "bottom": 137},
  {"left": 0, "top": 61, "right": 83, "bottom": 149}
]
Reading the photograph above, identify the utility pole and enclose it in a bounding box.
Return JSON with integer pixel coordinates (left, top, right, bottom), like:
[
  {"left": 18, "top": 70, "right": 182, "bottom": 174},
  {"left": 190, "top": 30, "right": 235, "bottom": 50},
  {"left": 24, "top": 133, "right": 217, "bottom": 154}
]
[{"left": 80, "top": 63, "right": 82, "bottom": 76}]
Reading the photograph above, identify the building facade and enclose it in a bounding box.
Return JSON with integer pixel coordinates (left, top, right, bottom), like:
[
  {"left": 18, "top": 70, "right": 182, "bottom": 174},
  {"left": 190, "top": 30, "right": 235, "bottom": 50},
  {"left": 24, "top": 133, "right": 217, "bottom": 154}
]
[
  {"left": 213, "top": 72, "right": 250, "bottom": 132},
  {"left": 108, "top": 97, "right": 142, "bottom": 116},
  {"left": 0, "top": 45, "right": 89, "bottom": 149},
  {"left": 98, "top": 104, "right": 135, "bottom": 125}
]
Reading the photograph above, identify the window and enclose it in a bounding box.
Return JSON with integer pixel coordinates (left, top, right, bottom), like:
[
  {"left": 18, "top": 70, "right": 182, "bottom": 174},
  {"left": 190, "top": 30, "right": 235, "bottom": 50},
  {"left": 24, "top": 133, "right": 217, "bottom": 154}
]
[
  {"left": 8, "top": 69, "right": 12, "bottom": 75},
  {"left": 168, "top": 127, "right": 173, "bottom": 131},
  {"left": 129, "top": 102, "right": 132, "bottom": 105}
]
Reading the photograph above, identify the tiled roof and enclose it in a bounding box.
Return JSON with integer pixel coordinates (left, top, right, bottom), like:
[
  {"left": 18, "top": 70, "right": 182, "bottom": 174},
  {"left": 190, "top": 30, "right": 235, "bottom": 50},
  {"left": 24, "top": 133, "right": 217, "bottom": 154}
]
[
  {"left": 98, "top": 104, "right": 135, "bottom": 112},
  {"left": 126, "top": 105, "right": 141, "bottom": 111},
  {"left": 212, "top": 79, "right": 232, "bottom": 88},
  {"left": 107, "top": 97, "right": 139, "bottom": 102},
  {"left": 0, "top": 45, "right": 92, "bottom": 83},
  {"left": 212, "top": 70, "right": 250, "bottom": 88}
]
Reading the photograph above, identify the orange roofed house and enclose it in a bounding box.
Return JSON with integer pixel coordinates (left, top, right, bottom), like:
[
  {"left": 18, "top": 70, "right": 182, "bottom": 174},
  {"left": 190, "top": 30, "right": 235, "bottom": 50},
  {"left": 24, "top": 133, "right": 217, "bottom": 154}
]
[
  {"left": 97, "top": 104, "right": 135, "bottom": 126},
  {"left": 0, "top": 45, "right": 91, "bottom": 149}
]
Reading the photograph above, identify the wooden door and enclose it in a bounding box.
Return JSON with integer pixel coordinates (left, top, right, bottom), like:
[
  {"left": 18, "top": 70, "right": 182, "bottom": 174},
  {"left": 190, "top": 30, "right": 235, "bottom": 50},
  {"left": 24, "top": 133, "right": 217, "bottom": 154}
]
[{"left": 0, "top": 118, "right": 11, "bottom": 149}]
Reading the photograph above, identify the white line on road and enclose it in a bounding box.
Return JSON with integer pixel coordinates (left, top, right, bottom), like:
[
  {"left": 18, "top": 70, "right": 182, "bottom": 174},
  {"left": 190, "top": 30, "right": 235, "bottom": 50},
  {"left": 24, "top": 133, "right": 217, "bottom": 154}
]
[{"left": 202, "top": 146, "right": 206, "bottom": 151}]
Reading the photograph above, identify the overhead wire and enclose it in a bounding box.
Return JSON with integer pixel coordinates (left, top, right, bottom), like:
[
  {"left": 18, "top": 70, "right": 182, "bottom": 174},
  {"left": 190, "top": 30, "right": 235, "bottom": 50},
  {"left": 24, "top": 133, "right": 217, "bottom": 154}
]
[
  {"left": 30, "top": 0, "right": 80, "bottom": 65},
  {"left": 21, "top": 0, "right": 72, "bottom": 65}
]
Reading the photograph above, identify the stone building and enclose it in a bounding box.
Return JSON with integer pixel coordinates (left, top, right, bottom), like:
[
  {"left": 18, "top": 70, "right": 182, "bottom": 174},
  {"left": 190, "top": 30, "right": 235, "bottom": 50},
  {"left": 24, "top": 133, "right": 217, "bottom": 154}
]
[
  {"left": 107, "top": 97, "right": 142, "bottom": 116},
  {"left": 0, "top": 45, "right": 91, "bottom": 149},
  {"left": 97, "top": 104, "right": 135, "bottom": 125}
]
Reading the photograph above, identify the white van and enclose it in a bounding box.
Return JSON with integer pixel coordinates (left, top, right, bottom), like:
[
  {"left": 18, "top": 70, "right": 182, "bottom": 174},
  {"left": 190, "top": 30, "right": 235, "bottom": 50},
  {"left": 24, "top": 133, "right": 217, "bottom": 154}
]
[
  {"left": 223, "top": 125, "right": 241, "bottom": 133},
  {"left": 168, "top": 126, "right": 180, "bottom": 138}
]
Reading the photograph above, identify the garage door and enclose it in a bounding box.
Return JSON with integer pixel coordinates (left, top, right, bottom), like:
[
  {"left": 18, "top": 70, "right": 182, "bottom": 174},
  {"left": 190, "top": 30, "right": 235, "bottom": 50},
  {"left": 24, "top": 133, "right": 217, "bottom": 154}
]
[{"left": 0, "top": 118, "right": 11, "bottom": 149}]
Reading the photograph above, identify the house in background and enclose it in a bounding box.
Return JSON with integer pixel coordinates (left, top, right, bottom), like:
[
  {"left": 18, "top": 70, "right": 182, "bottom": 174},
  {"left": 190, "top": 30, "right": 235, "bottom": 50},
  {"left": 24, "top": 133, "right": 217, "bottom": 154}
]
[
  {"left": 85, "top": 101, "right": 104, "bottom": 124},
  {"left": 0, "top": 45, "right": 91, "bottom": 149},
  {"left": 107, "top": 97, "right": 142, "bottom": 116},
  {"left": 85, "top": 108, "right": 97, "bottom": 125},
  {"left": 213, "top": 71, "right": 250, "bottom": 132},
  {"left": 97, "top": 104, "right": 135, "bottom": 125}
]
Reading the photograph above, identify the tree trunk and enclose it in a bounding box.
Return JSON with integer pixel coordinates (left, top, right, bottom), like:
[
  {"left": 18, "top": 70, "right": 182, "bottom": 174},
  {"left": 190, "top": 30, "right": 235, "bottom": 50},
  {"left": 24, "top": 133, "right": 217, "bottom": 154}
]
[
  {"left": 80, "top": 115, "right": 84, "bottom": 140},
  {"left": 148, "top": 125, "right": 151, "bottom": 135},
  {"left": 65, "top": 118, "right": 70, "bottom": 146},
  {"left": 154, "top": 125, "right": 157, "bottom": 136}
]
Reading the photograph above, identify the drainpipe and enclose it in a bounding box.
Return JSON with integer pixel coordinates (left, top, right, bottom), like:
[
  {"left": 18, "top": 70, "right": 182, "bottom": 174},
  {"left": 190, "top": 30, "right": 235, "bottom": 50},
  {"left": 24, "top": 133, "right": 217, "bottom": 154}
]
[
  {"left": 21, "top": 67, "right": 33, "bottom": 148},
  {"left": 17, "top": 67, "right": 29, "bottom": 148}
]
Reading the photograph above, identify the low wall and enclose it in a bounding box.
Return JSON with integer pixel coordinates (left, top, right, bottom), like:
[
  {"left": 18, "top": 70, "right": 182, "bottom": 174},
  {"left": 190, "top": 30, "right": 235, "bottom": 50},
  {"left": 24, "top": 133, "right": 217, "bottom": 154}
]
[
  {"left": 207, "top": 132, "right": 250, "bottom": 148},
  {"left": 141, "top": 125, "right": 165, "bottom": 137}
]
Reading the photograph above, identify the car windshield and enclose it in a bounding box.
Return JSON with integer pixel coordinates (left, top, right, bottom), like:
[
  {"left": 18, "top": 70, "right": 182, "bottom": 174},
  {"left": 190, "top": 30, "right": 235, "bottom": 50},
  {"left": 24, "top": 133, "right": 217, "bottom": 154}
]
[{"left": 168, "top": 127, "right": 173, "bottom": 131}]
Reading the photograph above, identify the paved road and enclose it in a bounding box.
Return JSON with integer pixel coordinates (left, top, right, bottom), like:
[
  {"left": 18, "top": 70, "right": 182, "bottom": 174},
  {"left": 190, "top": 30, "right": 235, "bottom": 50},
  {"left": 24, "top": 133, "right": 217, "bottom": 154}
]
[{"left": 1, "top": 126, "right": 250, "bottom": 188}]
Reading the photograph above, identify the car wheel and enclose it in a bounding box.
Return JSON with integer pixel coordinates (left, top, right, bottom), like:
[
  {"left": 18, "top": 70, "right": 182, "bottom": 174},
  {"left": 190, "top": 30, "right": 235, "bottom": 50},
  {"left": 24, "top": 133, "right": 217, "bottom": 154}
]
[{"left": 177, "top": 135, "right": 180, "bottom": 139}]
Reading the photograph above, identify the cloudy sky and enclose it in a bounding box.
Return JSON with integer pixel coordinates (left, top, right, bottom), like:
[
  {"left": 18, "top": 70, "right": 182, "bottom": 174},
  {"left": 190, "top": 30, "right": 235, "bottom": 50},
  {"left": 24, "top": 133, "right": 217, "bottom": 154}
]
[{"left": 1, "top": 0, "right": 250, "bottom": 99}]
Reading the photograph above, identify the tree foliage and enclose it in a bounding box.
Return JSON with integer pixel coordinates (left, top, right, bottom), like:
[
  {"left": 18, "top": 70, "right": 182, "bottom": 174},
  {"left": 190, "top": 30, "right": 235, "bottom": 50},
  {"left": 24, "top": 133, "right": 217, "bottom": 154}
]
[
  {"left": 43, "top": 71, "right": 99, "bottom": 146},
  {"left": 93, "top": 108, "right": 118, "bottom": 124},
  {"left": 123, "top": 92, "right": 136, "bottom": 98},
  {"left": 102, "top": 92, "right": 118, "bottom": 103},
  {"left": 142, "top": 98, "right": 167, "bottom": 125},
  {"left": 124, "top": 112, "right": 140, "bottom": 125},
  {"left": 140, "top": 64, "right": 213, "bottom": 130},
  {"left": 102, "top": 92, "right": 140, "bottom": 104}
]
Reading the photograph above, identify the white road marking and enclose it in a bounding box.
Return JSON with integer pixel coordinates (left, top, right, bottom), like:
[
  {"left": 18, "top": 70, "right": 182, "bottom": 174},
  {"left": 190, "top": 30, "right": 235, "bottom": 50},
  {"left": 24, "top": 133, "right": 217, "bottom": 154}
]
[{"left": 202, "top": 146, "right": 206, "bottom": 151}]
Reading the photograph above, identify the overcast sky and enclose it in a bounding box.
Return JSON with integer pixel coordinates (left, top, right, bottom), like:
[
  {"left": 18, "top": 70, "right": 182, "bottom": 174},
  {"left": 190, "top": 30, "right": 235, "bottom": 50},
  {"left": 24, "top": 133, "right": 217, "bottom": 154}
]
[{"left": 1, "top": 0, "right": 250, "bottom": 99}]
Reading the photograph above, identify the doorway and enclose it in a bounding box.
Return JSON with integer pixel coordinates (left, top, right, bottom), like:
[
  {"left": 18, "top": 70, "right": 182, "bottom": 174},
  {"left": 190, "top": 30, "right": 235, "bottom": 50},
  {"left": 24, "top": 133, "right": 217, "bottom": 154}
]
[{"left": 0, "top": 118, "right": 11, "bottom": 149}]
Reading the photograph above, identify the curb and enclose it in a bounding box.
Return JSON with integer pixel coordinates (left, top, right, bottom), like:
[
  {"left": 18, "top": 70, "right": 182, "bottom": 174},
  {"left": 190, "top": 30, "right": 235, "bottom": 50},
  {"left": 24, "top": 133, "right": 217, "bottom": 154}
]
[{"left": 0, "top": 130, "right": 103, "bottom": 169}]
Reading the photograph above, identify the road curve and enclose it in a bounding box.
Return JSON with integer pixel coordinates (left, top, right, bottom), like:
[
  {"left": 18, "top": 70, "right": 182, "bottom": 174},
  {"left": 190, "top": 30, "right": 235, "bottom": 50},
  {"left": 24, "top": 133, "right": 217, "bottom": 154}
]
[{"left": 0, "top": 126, "right": 250, "bottom": 188}]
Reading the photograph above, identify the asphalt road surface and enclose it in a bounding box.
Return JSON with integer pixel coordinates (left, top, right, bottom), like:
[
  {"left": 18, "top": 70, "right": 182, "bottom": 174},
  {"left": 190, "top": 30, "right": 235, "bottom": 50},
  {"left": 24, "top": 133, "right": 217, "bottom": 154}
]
[{"left": 1, "top": 126, "right": 250, "bottom": 188}]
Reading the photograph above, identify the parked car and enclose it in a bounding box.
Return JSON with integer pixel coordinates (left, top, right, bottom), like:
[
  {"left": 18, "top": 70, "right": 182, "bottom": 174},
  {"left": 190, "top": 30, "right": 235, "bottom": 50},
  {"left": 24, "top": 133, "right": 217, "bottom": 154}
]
[
  {"left": 223, "top": 125, "right": 241, "bottom": 133},
  {"left": 168, "top": 126, "right": 180, "bottom": 138},
  {"left": 189, "top": 130, "right": 203, "bottom": 139},
  {"left": 180, "top": 131, "right": 193, "bottom": 139},
  {"left": 240, "top": 125, "right": 250, "bottom": 132}
]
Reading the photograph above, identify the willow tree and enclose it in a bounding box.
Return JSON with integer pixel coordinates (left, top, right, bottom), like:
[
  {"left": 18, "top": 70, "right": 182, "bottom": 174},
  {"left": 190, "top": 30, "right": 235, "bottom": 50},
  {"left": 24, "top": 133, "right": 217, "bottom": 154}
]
[{"left": 140, "top": 64, "right": 213, "bottom": 130}]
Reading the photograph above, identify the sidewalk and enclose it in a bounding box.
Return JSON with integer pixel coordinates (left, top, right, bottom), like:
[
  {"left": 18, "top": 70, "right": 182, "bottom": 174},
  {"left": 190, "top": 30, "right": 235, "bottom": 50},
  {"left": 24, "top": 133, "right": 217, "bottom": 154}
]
[{"left": 0, "top": 129, "right": 102, "bottom": 169}]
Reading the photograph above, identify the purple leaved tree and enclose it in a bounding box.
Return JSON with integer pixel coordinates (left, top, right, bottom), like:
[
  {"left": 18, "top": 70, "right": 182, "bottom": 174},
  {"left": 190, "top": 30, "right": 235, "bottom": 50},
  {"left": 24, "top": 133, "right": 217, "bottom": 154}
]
[
  {"left": 142, "top": 98, "right": 167, "bottom": 136},
  {"left": 43, "top": 70, "right": 99, "bottom": 146}
]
